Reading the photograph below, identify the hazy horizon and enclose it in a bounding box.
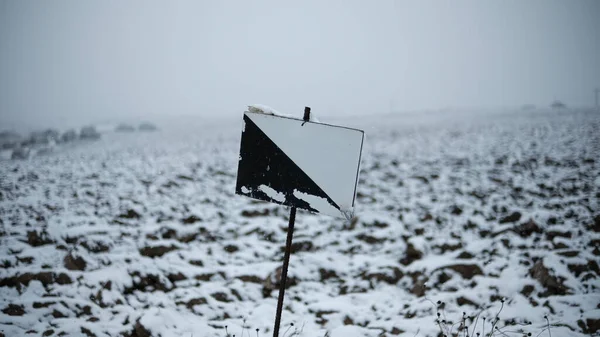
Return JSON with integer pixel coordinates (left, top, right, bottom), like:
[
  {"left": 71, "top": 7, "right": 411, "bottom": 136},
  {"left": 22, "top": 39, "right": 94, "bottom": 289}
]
[{"left": 1, "top": 0, "right": 599, "bottom": 130}]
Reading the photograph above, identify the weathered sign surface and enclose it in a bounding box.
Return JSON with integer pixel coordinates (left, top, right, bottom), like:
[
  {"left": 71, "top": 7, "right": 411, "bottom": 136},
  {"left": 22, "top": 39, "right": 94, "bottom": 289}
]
[{"left": 236, "top": 111, "right": 364, "bottom": 219}]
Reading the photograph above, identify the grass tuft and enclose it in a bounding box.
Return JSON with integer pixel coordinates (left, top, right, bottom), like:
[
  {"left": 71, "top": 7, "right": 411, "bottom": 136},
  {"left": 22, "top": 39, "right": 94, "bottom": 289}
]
[{"left": 429, "top": 298, "right": 553, "bottom": 337}]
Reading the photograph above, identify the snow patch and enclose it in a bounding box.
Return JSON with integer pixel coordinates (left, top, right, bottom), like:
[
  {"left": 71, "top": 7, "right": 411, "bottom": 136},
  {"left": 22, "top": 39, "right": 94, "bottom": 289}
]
[
  {"left": 258, "top": 184, "right": 286, "bottom": 203},
  {"left": 330, "top": 325, "right": 376, "bottom": 337}
]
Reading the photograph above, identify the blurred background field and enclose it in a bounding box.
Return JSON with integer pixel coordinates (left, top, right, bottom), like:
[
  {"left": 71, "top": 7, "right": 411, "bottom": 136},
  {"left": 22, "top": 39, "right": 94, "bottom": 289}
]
[{"left": 1, "top": 107, "right": 598, "bottom": 336}]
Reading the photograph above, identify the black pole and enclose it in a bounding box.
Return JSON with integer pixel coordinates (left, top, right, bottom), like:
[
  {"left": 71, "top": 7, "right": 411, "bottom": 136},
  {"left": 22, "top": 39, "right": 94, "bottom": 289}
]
[
  {"left": 273, "top": 107, "right": 310, "bottom": 337},
  {"left": 272, "top": 207, "right": 296, "bottom": 337}
]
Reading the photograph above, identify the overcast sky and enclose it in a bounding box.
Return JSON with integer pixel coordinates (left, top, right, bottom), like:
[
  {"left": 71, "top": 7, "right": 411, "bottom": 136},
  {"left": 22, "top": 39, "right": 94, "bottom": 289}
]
[{"left": 1, "top": 0, "right": 599, "bottom": 129}]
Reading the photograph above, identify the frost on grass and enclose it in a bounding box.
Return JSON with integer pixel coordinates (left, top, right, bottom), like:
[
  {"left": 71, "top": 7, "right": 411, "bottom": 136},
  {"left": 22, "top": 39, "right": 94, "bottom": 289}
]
[{"left": 0, "top": 108, "right": 599, "bottom": 337}]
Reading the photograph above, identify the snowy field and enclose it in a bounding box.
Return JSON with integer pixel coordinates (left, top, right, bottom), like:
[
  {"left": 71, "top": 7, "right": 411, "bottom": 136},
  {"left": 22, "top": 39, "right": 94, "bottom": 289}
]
[{"left": 1, "top": 109, "right": 599, "bottom": 337}]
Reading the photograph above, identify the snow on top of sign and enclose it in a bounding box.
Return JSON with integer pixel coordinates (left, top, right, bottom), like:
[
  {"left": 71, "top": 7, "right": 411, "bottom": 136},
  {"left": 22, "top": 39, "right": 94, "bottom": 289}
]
[
  {"left": 246, "top": 104, "right": 293, "bottom": 118},
  {"left": 246, "top": 104, "right": 322, "bottom": 122}
]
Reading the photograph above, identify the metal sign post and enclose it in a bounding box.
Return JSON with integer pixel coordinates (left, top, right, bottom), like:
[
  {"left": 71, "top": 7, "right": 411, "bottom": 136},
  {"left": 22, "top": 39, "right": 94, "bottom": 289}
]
[
  {"left": 272, "top": 107, "right": 309, "bottom": 337},
  {"left": 234, "top": 105, "right": 364, "bottom": 336},
  {"left": 272, "top": 206, "right": 297, "bottom": 337}
]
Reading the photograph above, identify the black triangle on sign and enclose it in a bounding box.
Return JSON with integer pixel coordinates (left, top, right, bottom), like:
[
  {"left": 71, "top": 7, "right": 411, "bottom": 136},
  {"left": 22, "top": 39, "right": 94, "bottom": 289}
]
[{"left": 236, "top": 114, "right": 340, "bottom": 213}]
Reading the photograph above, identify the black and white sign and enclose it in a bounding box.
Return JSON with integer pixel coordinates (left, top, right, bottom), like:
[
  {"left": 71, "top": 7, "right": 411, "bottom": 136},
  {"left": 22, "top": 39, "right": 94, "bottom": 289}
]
[{"left": 235, "top": 111, "right": 364, "bottom": 219}]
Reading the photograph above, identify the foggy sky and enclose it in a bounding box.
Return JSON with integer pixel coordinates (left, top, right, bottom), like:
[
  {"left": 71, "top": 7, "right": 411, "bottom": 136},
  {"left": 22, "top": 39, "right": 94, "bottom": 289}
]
[{"left": 1, "top": 0, "right": 599, "bottom": 129}]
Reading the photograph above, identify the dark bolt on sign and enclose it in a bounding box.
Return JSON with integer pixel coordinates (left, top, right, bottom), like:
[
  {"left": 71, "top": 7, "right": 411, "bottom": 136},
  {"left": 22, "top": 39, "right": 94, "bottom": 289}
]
[{"left": 235, "top": 111, "right": 364, "bottom": 219}]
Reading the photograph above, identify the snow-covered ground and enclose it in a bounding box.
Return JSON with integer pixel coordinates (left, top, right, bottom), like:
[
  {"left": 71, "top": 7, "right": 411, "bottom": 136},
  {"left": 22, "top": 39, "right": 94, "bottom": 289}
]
[{"left": 1, "top": 108, "right": 599, "bottom": 337}]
